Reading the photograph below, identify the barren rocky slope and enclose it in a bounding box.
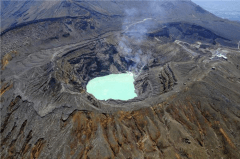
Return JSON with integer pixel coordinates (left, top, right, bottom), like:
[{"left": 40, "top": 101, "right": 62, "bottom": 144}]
[{"left": 1, "top": 1, "right": 240, "bottom": 158}]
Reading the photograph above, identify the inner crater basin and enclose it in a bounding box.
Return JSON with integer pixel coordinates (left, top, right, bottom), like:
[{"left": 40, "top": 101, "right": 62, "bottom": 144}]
[{"left": 86, "top": 73, "right": 137, "bottom": 100}]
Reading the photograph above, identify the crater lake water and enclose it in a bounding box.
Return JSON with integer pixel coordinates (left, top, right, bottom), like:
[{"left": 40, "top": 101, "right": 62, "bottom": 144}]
[{"left": 86, "top": 73, "right": 137, "bottom": 100}]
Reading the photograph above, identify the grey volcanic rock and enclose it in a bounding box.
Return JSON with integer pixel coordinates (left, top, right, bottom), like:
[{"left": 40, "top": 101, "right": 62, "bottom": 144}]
[{"left": 1, "top": 1, "right": 240, "bottom": 159}]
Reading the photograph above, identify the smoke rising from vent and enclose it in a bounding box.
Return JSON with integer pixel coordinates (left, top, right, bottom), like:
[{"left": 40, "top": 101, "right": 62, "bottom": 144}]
[{"left": 117, "top": 5, "right": 159, "bottom": 76}]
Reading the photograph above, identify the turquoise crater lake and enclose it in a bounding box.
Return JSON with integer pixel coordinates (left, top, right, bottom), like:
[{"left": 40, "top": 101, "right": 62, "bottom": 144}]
[{"left": 86, "top": 73, "right": 137, "bottom": 100}]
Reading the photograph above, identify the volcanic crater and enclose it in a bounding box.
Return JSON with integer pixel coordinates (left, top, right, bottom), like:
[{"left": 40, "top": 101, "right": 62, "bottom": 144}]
[{"left": 1, "top": 1, "right": 240, "bottom": 159}]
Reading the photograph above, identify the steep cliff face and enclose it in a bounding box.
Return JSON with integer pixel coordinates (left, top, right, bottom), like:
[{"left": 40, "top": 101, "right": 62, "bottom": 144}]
[{"left": 1, "top": 1, "right": 240, "bottom": 159}]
